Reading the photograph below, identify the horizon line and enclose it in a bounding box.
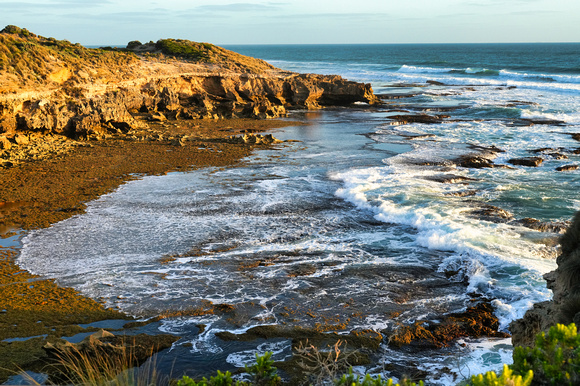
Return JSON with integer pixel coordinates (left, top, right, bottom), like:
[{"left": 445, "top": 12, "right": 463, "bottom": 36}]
[{"left": 88, "top": 41, "right": 580, "bottom": 48}]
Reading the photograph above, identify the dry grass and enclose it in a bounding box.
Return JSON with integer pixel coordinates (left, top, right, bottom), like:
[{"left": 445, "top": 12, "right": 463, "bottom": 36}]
[
  {"left": 21, "top": 339, "right": 165, "bottom": 386},
  {"left": 294, "top": 339, "right": 357, "bottom": 386}
]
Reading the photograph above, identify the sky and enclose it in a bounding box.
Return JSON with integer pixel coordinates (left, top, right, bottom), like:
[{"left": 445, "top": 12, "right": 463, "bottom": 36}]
[{"left": 1, "top": 0, "right": 579, "bottom": 46}]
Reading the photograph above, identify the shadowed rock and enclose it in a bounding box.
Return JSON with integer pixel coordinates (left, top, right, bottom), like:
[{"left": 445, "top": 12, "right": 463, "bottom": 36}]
[
  {"left": 511, "top": 212, "right": 580, "bottom": 347},
  {"left": 457, "top": 155, "right": 495, "bottom": 168}
]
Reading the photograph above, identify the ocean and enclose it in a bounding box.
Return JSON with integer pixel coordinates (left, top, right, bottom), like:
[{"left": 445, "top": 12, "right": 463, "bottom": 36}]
[{"left": 16, "top": 43, "right": 580, "bottom": 384}]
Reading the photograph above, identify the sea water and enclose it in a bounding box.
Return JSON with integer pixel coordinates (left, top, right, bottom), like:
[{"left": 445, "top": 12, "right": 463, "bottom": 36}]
[{"left": 16, "top": 44, "right": 580, "bottom": 384}]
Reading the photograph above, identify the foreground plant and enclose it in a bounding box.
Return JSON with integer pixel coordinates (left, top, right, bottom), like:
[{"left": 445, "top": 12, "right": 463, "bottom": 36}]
[
  {"left": 176, "top": 324, "right": 580, "bottom": 386},
  {"left": 43, "top": 339, "right": 159, "bottom": 386},
  {"left": 467, "top": 365, "right": 533, "bottom": 386},
  {"left": 177, "top": 370, "right": 238, "bottom": 386},
  {"left": 177, "top": 352, "right": 281, "bottom": 386},
  {"left": 510, "top": 323, "right": 580, "bottom": 385},
  {"left": 335, "top": 368, "right": 424, "bottom": 386},
  {"left": 295, "top": 339, "right": 355, "bottom": 384},
  {"left": 245, "top": 352, "right": 281, "bottom": 386}
]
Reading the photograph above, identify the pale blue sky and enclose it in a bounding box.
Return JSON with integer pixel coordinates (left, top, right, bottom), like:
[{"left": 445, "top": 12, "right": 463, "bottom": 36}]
[{"left": 1, "top": 0, "right": 579, "bottom": 45}]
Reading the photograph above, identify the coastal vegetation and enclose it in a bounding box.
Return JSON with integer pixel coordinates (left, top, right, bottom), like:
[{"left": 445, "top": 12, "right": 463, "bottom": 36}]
[
  {"left": 0, "top": 24, "right": 278, "bottom": 94},
  {"left": 124, "top": 37, "right": 278, "bottom": 73},
  {"left": 170, "top": 324, "right": 578, "bottom": 385},
  {"left": 0, "top": 25, "right": 137, "bottom": 92}
]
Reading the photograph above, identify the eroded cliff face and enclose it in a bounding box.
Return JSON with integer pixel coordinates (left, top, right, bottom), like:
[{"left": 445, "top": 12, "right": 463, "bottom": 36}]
[
  {"left": 0, "top": 71, "right": 377, "bottom": 140},
  {"left": 510, "top": 212, "right": 580, "bottom": 347}
]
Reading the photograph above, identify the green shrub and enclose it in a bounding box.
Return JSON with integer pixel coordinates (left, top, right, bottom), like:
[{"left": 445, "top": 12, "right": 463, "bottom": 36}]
[
  {"left": 177, "top": 370, "right": 238, "bottom": 386},
  {"left": 176, "top": 352, "right": 280, "bottom": 386},
  {"left": 335, "top": 368, "right": 423, "bottom": 386},
  {"left": 245, "top": 352, "right": 281, "bottom": 386},
  {"left": 511, "top": 323, "right": 580, "bottom": 385},
  {"left": 467, "top": 365, "right": 533, "bottom": 386},
  {"left": 127, "top": 40, "right": 142, "bottom": 50},
  {"left": 154, "top": 39, "right": 210, "bottom": 61}
]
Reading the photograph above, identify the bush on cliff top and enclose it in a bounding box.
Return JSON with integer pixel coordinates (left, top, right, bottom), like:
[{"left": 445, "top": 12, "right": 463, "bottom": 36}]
[
  {"left": 125, "top": 36, "right": 277, "bottom": 74},
  {"left": 154, "top": 39, "right": 211, "bottom": 61}
]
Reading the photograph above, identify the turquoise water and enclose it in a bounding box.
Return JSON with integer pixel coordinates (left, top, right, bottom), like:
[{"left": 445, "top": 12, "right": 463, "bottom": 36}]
[{"left": 16, "top": 44, "right": 580, "bottom": 384}]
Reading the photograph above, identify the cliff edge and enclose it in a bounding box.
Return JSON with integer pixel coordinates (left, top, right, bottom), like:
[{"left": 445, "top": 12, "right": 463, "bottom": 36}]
[
  {"left": 0, "top": 25, "right": 378, "bottom": 145},
  {"left": 511, "top": 212, "right": 580, "bottom": 347}
]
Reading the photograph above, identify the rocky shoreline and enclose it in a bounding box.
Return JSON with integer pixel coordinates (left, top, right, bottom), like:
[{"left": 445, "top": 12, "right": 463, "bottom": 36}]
[
  {"left": 0, "top": 26, "right": 383, "bottom": 383},
  {"left": 0, "top": 25, "right": 577, "bottom": 384}
]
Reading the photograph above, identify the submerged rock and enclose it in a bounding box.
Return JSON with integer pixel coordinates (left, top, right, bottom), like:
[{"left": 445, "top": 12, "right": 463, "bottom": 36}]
[
  {"left": 384, "top": 114, "right": 445, "bottom": 126},
  {"left": 466, "top": 204, "right": 513, "bottom": 223},
  {"left": 556, "top": 164, "right": 579, "bottom": 172},
  {"left": 388, "top": 301, "right": 509, "bottom": 349},
  {"left": 513, "top": 217, "right": 570, "bottom": 233},
  {"left": 508, "top": 157, "right": 543, "bottom": 167},
  {"left": 425, "top": 174, "right": 478, "bottom": 184},
  {"left": 457, "top": 155, "right": 495, "bottom": 168}
]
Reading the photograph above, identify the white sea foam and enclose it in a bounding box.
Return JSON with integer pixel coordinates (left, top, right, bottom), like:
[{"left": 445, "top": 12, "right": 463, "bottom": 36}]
[
  {"left": 330, "top": 159, "right": 557, "bottom": 329},
  {"left": 226, "top": 341, "right": 291, "bottom": 367},
  {"left": 398, "top": 64, "right": 455, "bottom": 74}
]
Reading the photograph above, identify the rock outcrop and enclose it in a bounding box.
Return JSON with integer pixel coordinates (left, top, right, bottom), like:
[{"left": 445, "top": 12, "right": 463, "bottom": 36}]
[
  {"left": 0, "top": 26, "right": 379, "bottom": 143},
  {"left": 511, "top": 212, "right": 580, "bottom": 347},
  {"left": 1, "top": 73, "right": 377, "bottom": 139}
]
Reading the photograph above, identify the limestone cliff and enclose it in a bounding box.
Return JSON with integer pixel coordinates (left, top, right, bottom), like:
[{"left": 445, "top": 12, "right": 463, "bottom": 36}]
[
  {"left": 510, "top": 212, "right": 580, "bottom": 347},
  {"left": 0, "top": 26, "right": 378, "bottom": 142}
]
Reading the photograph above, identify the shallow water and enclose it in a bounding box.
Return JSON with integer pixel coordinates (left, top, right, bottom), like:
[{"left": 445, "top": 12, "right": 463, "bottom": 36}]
[{"left": 17, "top": 44, "right": 580, "bottom": 384}]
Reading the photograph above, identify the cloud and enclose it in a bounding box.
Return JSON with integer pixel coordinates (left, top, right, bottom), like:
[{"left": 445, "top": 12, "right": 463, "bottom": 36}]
[
  {"left": 194, "top": 2, "right": 284, "bottom": 13},
  {"left": 0, "top": 0, "right": 110, "bottom": 10},
  {"left": 464, "top": 0, "right": 544, "bottom": 5},
  {"left": 64, "top": 9, "right": 173, "bottom": 23},
  {"left": 269, "top": 12, "right": 391, "bottom": 22}
]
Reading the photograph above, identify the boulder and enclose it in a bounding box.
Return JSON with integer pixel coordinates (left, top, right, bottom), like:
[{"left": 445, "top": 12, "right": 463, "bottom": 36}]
[
  {"left": 14, "top": 133, "right": 29, "bottom": 145},
  {"left": 426, "top": 80, "right": 446, "bottom": 86},
  {"left": 458, "top": 155, "right": 495, "bottom": 168},
  {"left": 513, "top": 217, "right": 570, "bottom": 233},
  {"left": 0, "top": 136, "right": 11, "bottom": 150},
  {"left": 148, "top": 112, "right": 167, "bottom": 122}
]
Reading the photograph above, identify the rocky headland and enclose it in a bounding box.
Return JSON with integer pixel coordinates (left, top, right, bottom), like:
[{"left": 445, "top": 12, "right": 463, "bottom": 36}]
[{"left": 0, "top": 25, "right": 377, "bottom": 163}]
